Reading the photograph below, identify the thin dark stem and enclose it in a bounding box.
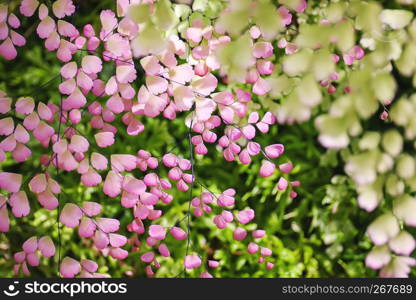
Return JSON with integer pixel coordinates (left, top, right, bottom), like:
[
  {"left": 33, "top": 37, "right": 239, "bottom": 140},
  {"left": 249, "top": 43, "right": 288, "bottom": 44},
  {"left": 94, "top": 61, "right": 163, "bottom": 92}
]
[
  {"left": 224, "top": 121, "right": 273, "bottom": 162},
  {"left": 194, "top": 180, "right": 220, "bottom": 202},
  {"left": 184, "top": 119, "right": 195, "bottom": 277},
  {"left": 19, "top": 124, "right": 74, "bottom": 191},
  {"left": 77, "top": 48, "right": 134, "bottom": 66},
  {"left": 7, "top": 74, "right": 61, "bottom": 100},
  {"left": 55, "top": 75, "right": 64, "bottom": 276}
]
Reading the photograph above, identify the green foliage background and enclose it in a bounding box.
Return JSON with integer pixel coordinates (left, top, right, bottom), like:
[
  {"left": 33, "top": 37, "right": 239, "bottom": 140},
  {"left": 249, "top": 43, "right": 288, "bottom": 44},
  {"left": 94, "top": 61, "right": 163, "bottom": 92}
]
[{"left": 0, "top": 0, "right": 414, "bottom": 278}]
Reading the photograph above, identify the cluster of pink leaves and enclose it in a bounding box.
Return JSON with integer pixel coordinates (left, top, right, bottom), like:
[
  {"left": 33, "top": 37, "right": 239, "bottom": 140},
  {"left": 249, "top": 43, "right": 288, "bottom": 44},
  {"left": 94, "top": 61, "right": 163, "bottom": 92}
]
[
  {"left": 60, "top": 257, "right": 109, "bottom": 278},
  {"left": 0, "top": 4, "right": 26, "bottom": 60},
  {"left": 0, "top": 0, "right": 307, "bottom": 278},
  {"left": 60, "top": 202, "right": 128, "bottom": 261},
  {"left": 317, "top": 45, "right": 364, "bottom": 95},
  {"left": 13, "top": 236, "right": 55, "bottom": 276}
]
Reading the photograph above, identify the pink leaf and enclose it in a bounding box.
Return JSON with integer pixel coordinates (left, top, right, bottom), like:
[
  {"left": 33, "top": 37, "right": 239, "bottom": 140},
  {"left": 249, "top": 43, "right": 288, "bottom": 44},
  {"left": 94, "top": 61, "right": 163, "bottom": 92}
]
[
  {"left": 60, "top": 203, "right": 83, "bottom": 228},
  {"left": 95, "top": 132, "right": 115, "bottom": 148},
  {"left": 22, "top": 236, "right": 38, "bottom": 254},
  {"left": 9, "top": 191, "right": 30, "bottom": 217},
  {"left": 184, "top": 254, "right": 201, "bottom": 270},
  {"left": 82, "top": 55, "right": 102, "bottom": 74},
  {"left": 60, "top": 257, "right": 81, "bottom": 278},
  {"left": 96, "top": 218, "right": 119, "bottom": 233},
  {"left": 0, "top": 172, "right": 22, "bottom": 193},
  {"left": 38, "top": 236, "right": 55, "bottom": 257}
]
